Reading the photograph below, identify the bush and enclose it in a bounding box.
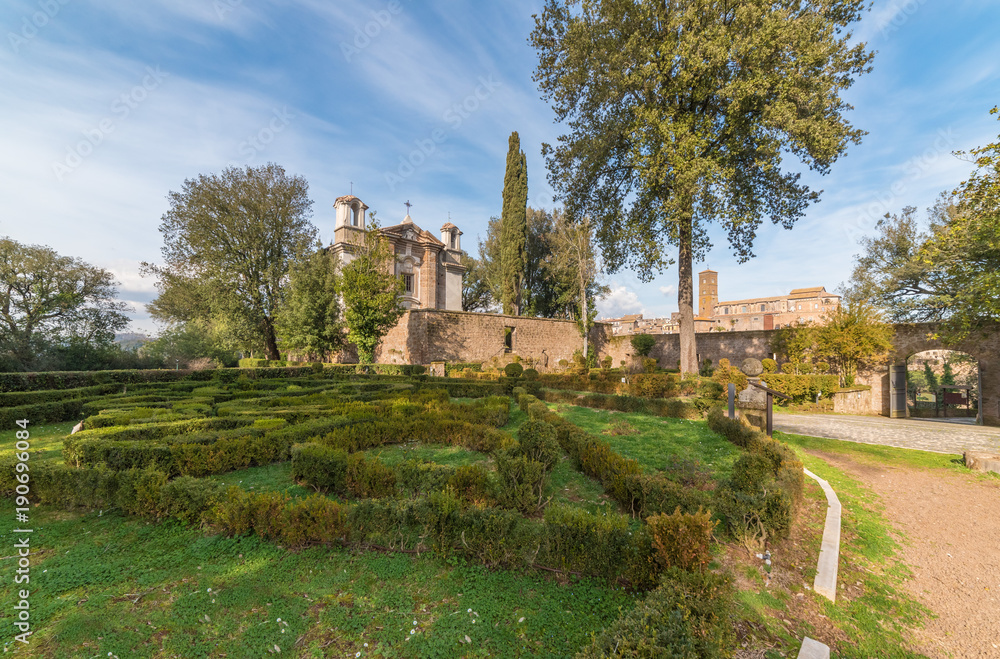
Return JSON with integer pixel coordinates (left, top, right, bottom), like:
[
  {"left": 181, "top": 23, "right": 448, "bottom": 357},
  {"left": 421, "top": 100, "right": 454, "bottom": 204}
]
[
  {"left": 346, "top": 453, "right": 397, "bottom": 498},
  {"left": 447, "top": 465, "right": 496, "bottom": 507},
  {"left": 577, "top": 568, "right": 735, "bottom": 659},
  {"left": 503, "top": 362, "right": 524, "bottom": 378},
  {"left": 516, "top": 420, "right": 561, "bottom": 471},
  {"left": 814, "top": 361, "right": 830, "bottom": 374},
  {"left": 542, "top": 504, "right": 637, "bottom": 583},
  {"left": 159, "top": 476, "right": 227, "bottom": 524},
  {"left": 761, "top": 358, "right": 777, "bottom": 373},
  {"left": 630, "top": 333, "right": 656, "bottom": 357},
  {"left": 521, "top": 368, "right": 538, "bottom": 381},
  {"left": 760, "top": 373, "right": 839, "bottom": 403},
  {"left": 291, "top": 443, "right": 349, "bottom": 494},
  {"left": 495, "top": 446, "right": 547, "bottom": 515},
  {"left": 647, "top": 507, "right": 716, "bottom": 572}
]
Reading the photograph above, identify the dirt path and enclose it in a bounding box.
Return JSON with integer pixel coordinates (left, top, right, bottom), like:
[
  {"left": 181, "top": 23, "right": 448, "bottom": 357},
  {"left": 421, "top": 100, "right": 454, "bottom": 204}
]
[{"left": 808, "top": 451, "right": 1000, "bottom": 659}]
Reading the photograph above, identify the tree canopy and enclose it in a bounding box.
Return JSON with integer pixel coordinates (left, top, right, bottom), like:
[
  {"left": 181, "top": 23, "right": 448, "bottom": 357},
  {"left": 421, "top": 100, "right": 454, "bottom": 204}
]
[
  {"left": 845, "top": 108, "right": 1000, "bottom": 343},
  {"left": 143, "top": 163, "right": 316, "bottom": 360},
  {"left": 531, "top": 0, "right": 873, "bottom": 373},
  {"left": 0, "top": 238, "right": 131, "bottom": 371},
  {"left": 340, "top": 216, "right": 406, "bottom": 364},
  {"left": 275, "top": 247, "right": 346, "bottom": 360}
]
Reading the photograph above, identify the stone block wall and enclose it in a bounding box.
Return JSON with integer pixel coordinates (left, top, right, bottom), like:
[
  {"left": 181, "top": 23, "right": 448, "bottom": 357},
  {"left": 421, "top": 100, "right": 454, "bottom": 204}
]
[{"left": 832, "top": 388, "right": 874, "bottom": 415}]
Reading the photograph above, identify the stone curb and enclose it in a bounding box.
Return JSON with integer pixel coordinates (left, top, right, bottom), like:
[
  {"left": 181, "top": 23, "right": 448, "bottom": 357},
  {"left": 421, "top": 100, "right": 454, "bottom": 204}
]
[
  {"left": 797, "top": 636, "right": 831, "bottom": 658},
  {"left": 804, "top": 468, "right": 841, "bottom": 602}
]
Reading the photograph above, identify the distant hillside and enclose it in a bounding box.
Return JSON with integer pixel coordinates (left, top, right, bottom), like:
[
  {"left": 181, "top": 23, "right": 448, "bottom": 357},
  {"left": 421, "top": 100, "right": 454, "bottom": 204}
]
[{"left": 114, "top": 332, "right": 152, "bottom": 351}]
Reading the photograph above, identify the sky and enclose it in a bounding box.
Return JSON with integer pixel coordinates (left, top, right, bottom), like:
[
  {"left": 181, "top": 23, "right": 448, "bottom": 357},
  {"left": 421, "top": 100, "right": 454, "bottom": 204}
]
[{"left": 2, "top": 0, "right": 998, "bottom": 335}]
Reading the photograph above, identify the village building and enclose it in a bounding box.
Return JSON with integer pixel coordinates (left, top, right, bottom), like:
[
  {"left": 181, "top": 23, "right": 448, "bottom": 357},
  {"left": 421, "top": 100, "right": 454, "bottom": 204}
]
[
  {"left": 326, "top": 195, "right": 466, "bottom": 311},
  {"left": 602, "top": 269, "right": 840, "bottom": 334}
]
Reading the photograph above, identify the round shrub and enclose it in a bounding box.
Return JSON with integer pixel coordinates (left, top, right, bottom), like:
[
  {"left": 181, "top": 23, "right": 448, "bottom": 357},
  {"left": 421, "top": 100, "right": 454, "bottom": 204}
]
[
  {"left": 761, "top": 358, "right": 777, "bottom": 373},
  {"left": 717, "top": 358, "right": 731, "bottom": 368},
  {"left": 522, "top": 368, "right": 538, "bottom": 381},
  {"left": 504, "top": 362, "right": 524, "bottom": 378},
  {"left": 411, "top": 364, "right": 426, "bottom": 375}
]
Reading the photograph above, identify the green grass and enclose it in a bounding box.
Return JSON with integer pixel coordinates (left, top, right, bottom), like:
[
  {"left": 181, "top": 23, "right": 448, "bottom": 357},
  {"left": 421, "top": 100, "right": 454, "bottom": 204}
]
[
  {"left": 0, "top": 421, "right": 74, "bottom": 466},
  {"left": 733, "top": 444, "right": 933, "bottom": 658},
  {"left": 208, "top": 462, "right": 315, "bottom": 499},
  {"left": 368, "top": 444, "right": 492, "bottom": 469},
  {"left": 551, "top": 404, "right": 741, "bottom": 479},
  {"left": 544, "top": 456, "right": 617, "bottom": 516},
  {"left": 0, "top": 508, "right": 637, "bottom": 658}
]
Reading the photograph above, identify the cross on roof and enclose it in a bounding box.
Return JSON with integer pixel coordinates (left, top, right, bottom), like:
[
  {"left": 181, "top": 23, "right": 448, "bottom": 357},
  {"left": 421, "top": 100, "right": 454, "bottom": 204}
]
[{"left": 404, "top": 200, "right": 412, "bottom": 214}]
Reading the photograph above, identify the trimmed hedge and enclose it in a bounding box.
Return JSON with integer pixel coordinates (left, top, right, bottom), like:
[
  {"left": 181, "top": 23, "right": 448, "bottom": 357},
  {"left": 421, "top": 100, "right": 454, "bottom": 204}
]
[
  {"left": 539, "top": 389, "right": 700, "bottom": 420},
  {"left": 706, "top": 408, "right": 804, "bottom": 541},
  {"left": 577, "top": 568, "right": 735, "bottom": 658},
  {"left": 0, "top": 398, "right": 86, "bottom": 427},
  {"left": 760, "top": 373, "right": 840, "bottom": 403}
]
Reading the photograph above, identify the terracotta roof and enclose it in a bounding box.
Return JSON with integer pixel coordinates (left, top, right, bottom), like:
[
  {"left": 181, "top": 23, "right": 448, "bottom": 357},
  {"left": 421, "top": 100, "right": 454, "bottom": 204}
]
[{"left": 440, "top": 222, "right": 458, "bottom": 231}]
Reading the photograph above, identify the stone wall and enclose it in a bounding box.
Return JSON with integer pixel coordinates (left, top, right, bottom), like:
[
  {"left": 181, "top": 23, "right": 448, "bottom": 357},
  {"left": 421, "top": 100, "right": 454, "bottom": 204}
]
[
  {"left": 832, "top": 388, "right": 874, "bottom": 415},
  {"left": 371, "top": 309, "right": 586, "bottom": 370},
  {"left": 337, "top": 311, "right": 1000, "bottom": 425}
]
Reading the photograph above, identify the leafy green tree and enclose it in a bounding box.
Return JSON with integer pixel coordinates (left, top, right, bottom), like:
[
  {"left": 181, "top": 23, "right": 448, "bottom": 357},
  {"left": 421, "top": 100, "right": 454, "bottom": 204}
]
[
  {"left": 139, "top": 321, "right": 237, "bottom": 368},
  {"left": 550, "top": 212, "right": 609, "bottom": 357},
  {"left": 500, "top": 131, "right": 528, "bottom": 315},
  {"left": 845, "top": 109, "right": 1000, "bottom": 343},
  {"left": 813, "top": 301, "right": 895, "bottom": 387},
  {"left": 531, "top": 0, "right": 873, "bottom": 373},
  {"left": 143, "top": 163, "right": 316, "bottom": 360},
  {"left": 340, "top": 216, "right": 406, "bottom": 364},
  {"left": 770, "top": 322, "right": 817, "bottom": 367},
  {"left": 0, "top": 238, "right": 130, "bottom": 371},
  {"left": 941, "top": 361, "right": 956, "bottom": 387},
  {"left": 461, "top": 254, "right": 495, "bottom": 312},
  {"left": 630, "top": 333, "right": 656, "bottom": 358},
  {"left": 275, "top": 247, "right": 345, "bottom": 360}
]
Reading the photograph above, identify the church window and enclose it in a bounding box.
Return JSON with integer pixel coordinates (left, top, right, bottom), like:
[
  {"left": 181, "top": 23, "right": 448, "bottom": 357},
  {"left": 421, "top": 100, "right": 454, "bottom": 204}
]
[
  {"left": 351, "top": 204, "right": 360, "bottom": 226},
  {"left": 503, "top": 327, "right": 514, "bottom": 353},
  {"left": 760, "top": 304, "right": 766, "bottom": 312},
  {"left": 403, "top": 274, "right": 413, "bottom": 294},
  {"left": 450, "top": 232, "right": 456, "bottom": 249}
]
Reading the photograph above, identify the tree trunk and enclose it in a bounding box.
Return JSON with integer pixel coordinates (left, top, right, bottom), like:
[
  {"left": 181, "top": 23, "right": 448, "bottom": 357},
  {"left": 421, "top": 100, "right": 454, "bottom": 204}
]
[
  {"left": 580, "top": 271, "right": 589, "bottom": 362},
  {"left": 263, "top": 316, "right": 280, "bottom": 360},
  {"left": 678, "top": 211, "right": 697, "bottom": 375}
]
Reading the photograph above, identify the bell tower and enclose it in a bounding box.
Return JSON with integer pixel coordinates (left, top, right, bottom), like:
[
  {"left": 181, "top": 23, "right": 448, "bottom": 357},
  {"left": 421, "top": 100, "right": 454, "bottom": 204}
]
[{"left": 698, "top": 269, "right": 718, "bottom": 318}]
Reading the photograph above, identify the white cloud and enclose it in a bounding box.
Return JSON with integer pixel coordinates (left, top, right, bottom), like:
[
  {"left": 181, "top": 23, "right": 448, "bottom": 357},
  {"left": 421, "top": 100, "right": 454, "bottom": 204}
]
[
  {"left": 658, "top": 285, "right": 675, "bottom": 296},
  {"left": 597, "top": 285, "right": 645, "bottom": 319}
]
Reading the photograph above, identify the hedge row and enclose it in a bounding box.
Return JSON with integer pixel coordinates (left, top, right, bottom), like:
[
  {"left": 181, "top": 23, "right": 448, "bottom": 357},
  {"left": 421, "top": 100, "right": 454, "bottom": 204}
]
[
  {"left": 706, "top": 408, "right": 804, "bottom": 542},
  {"left": 539, "top": 389, "right": 700, "bottom": 420},
  {"left": 0, "top": 398, "right": 86, "bottom": 427},
  {"left": 518, "top": 394, "right": 708, "bottom": 518},
  {"left": 0, "top": 383, "right": 123, "bottom": 408}
]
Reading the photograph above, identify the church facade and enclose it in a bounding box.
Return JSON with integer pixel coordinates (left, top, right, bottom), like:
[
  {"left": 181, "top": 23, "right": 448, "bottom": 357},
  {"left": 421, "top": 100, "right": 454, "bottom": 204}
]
[{"left": 326, "top": 195, "right": 466, "bottom": 311}]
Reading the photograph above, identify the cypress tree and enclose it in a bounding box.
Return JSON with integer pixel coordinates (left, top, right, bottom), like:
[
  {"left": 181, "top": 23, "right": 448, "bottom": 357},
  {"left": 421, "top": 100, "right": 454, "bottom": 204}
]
[{"left": 500, "top": 131, "right": 527, "bottom": 315}]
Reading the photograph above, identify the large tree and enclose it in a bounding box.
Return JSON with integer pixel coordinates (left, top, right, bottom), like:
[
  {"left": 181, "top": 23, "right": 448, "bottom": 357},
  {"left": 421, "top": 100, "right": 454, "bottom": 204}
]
[
  {"left": 813, "top": 300, "right": 894, "bottom": 387},
  {"left": 846, "top": 109, "right": 1000, "bottom": 343},
  {"left": 500, "top": 131, "right": 528, "bottom": 315},
  {"left": 275, "top": 247, "right": 345, "bottom": 360},
  {"left": 143, "top": 164, "right": 316, "bottom": 360},
  {"left": 340, "top": 216, "right": 406, "bottom": 364},
  {"left": 531, "top": 0, "right": 873, "bottom": 373},
  {"left": 461, "top": 255, "right": 495, "bottom": 312},
  {"left": 0, "top": 238, "right": 130, "bottom": 371},
  {"left": 550, "top": 211, "right": 609, "bottom": 359}
]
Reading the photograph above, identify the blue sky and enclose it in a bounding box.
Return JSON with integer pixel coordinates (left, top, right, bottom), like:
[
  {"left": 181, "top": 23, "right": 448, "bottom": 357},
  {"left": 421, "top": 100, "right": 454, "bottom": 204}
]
[{"left": 2, "top": 0, "right": 998, "bottom": 334}]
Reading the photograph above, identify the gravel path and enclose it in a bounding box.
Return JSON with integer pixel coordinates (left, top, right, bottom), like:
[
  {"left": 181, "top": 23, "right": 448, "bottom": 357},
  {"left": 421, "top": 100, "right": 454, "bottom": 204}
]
[
  {"left": 809, "top": 451, "right": 1000, "bottom": 659},
  {"left": 774, "top": 414, "right": 1000, "bottom": 455}
]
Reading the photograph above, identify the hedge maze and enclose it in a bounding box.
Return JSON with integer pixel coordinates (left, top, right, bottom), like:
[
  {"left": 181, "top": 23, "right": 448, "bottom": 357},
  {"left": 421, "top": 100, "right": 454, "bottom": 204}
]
[{"left": 1, "top": 366, "right": 805, "bottom": 656}]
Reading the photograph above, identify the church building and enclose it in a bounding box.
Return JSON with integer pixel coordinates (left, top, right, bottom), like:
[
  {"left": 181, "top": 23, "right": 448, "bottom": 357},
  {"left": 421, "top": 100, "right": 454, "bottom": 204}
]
[{"left": 327, "top": 194, "right": 466, "bottom": 311}]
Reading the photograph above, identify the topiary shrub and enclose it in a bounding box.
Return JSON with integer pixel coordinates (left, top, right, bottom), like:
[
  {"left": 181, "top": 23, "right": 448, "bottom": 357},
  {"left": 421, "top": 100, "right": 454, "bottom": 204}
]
[
  {"left": 291, "top": 443, "right": 349, "bottom": 494},
  {"left": 761, "top": 358, "right": 777, "bottom": 373},
  {"left": 160, "top": 476, "right": 227, "bottom": 524},
  {"left": 503, "top": 362, "right": 524, "bottom": 378},
  {"left": 642, "top": 357, "right": 659, "bottom": 373},
  {"left": 646, "top": 506, "right": 716, "bottom": 572},
  {"left": 411, "top": 364, "right": 426, "bottom": 375},
  {"left": 516, "top": 420, "right": 561, "bottom": 471},
  {"left": 447, "top": 465, "right": 496, "bottom": 507},
  {"left": 521, "top": 368, "right": 538, "bottom": 381}
]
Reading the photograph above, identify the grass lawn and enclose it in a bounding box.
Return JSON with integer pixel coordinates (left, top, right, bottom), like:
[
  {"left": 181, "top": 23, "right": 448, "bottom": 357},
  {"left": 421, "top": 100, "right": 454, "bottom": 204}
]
[
  {"left": 550, "top": 404, "right": 741, "bottom": 480},
  {"left": 208, "top": 462, "right": 315, "bottom": 499},
  {"left": 0, "top": 508, "right": 637, "bottom": 658},
  {"left": 0, "top": 421, "right": 74, "bottom": 466}
]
